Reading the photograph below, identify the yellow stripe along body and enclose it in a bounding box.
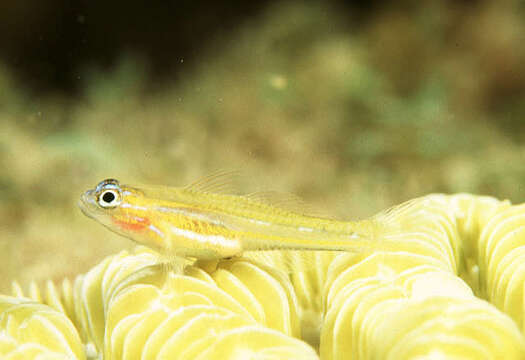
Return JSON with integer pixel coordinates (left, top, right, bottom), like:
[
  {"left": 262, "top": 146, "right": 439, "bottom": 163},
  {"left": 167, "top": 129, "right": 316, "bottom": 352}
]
[{"left": 80, "top": 179, "right": 386, "bottom": 260}]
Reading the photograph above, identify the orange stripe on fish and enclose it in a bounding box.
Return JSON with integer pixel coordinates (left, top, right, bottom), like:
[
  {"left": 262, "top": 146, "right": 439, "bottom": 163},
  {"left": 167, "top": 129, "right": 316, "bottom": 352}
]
[{"left": 113, "top": 215, "right": 151, "bottom": 232}]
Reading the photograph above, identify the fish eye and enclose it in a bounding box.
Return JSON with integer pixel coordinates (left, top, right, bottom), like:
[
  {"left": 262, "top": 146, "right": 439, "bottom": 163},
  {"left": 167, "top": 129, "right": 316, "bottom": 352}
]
[{"left": 98, "top": 189, "right": 121, "bottom": 208}]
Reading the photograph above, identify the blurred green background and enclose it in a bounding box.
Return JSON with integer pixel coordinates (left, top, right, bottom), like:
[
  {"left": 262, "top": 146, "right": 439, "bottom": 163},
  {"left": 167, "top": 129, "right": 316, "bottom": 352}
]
[{"left": 1, "top": 0, "right": 524, "bottom": 293}]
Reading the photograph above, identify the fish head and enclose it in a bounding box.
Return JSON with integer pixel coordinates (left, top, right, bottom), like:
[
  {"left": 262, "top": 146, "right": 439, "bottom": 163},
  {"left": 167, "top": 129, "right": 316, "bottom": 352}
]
[{"left": 79, "top": 179, "right": 155, "bottom": 245}]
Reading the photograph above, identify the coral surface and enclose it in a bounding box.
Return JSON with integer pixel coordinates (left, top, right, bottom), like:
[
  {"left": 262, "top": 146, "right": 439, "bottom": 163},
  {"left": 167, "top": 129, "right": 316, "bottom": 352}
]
[{"left": 3, "top": 194, "right": 525, "bottom": 359}]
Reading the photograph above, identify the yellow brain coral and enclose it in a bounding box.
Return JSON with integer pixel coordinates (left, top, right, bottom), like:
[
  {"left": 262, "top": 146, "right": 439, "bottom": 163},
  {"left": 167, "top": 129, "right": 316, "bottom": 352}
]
[
  {"left": 0, "top": 295, "right": 85, "bottom": 360},
  {"left": 7, "top": 193, "right": 525, "bottom": 359}
]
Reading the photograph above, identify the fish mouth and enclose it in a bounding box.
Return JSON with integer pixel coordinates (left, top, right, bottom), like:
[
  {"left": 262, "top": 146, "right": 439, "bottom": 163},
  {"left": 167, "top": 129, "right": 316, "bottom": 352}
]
[{"left": 78, "top": 190, "right": 96, "bottom": 218}]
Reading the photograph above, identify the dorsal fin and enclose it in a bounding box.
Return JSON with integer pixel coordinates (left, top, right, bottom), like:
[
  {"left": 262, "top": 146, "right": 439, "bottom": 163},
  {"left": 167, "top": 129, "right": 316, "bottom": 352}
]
[
  {"left": 185, "top": 170, "right": 336, "bottom": 219},
  {"left": 243, "top": 191, "right": 336, "bottom": 219},
  {"left": 184, "top": 170, "right": 240, "bottom": 194},
  {"left": 372, "top": 197, "right": 425, "bottom": 225}
]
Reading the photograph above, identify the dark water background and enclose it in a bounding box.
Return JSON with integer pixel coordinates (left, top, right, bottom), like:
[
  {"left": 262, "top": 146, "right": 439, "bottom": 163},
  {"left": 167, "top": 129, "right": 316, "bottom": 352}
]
[{"left": 0, "top": 0, "right": 524, "bottom": 292}]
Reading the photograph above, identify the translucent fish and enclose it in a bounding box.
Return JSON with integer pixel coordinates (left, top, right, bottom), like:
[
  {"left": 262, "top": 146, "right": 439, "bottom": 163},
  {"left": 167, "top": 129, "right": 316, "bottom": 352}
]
[{"left": 79, "top": 174, "right": 401, "bottom": 260}]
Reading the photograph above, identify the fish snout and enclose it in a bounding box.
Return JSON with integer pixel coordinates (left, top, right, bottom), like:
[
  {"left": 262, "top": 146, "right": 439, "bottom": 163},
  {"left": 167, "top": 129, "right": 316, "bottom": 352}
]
[{"left": 78, "top": 189, "right": 97, "bottom": 216}]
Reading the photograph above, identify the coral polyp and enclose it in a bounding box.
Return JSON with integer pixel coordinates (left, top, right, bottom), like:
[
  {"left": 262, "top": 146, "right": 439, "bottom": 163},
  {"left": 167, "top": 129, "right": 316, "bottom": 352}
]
[{"left": 5, "top": 194, "right": 525, "bottom": 359}]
